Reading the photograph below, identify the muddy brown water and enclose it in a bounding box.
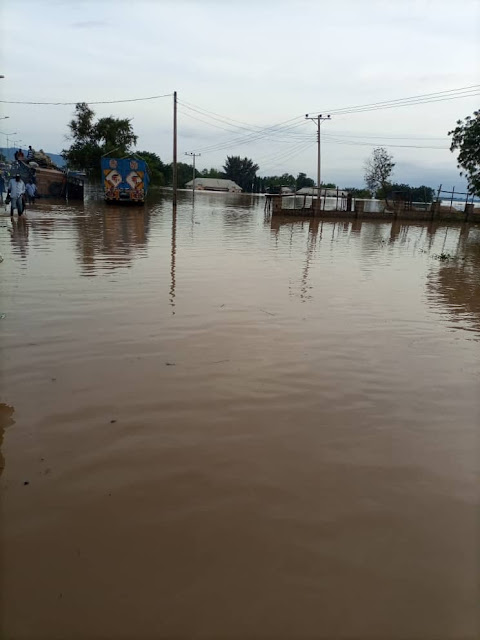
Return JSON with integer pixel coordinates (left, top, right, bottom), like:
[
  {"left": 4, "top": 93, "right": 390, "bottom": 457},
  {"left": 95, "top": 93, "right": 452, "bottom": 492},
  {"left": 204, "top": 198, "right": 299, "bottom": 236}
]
[{"left": 1, "top": 192, "right": 479, "bottom": 639}]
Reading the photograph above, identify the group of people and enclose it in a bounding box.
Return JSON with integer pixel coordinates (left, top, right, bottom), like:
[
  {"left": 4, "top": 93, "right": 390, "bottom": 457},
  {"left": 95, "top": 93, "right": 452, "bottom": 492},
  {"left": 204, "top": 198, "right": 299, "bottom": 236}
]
[
  {"left": 0, "top": 144, "right": 39, "bottom": 216},
  {"left": 14, "top": 146, "right": 35, "bottom": 162},
  {"left": 0, "top": 172, "right": 37, "bottom": 217}
]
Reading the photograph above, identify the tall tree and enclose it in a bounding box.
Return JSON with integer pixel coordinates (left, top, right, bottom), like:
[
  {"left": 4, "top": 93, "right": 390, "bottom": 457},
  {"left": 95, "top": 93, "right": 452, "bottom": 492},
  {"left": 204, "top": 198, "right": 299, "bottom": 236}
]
[
  {"left": 136, "top": 151, "right": 167, "bottom": 186},
  {"left": 448, "top": 110, "right": 480, "bottom": 196},
  {"left": 296, "top": 172, "right": 315, "bottom": 189},
  {"left": 201, "top": 167, "right": 224, "bottom": 178},
  {"left": 263, "top": 173, "right": 296, "bottom": 190},
  {"left": 63, "top": 102, "right": 137, "bottom": 177},
  {"left": 94, "top": 116, "right": 137, "bottom": 155},
  {"left": 176, "top": 162, "right": 200, "bottom": 188},
  {"left": 376, "top": 182, "right": 434, "bottom": 203},
  {"left": 364, "top": 147, "right": 395, "bottom": 204},
  {"left": 345, "top": 187, "right": 372, "bottom": 198},
  {"left": 223, "top": 155, "right": 259, "bottom": 192}
]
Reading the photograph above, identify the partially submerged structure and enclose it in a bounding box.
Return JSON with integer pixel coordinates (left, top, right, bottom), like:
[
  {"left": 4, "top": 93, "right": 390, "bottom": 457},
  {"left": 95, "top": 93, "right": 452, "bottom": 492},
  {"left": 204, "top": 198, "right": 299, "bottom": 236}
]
[{"left": 184, "top": 178, "right": 242, "bottom": 193}]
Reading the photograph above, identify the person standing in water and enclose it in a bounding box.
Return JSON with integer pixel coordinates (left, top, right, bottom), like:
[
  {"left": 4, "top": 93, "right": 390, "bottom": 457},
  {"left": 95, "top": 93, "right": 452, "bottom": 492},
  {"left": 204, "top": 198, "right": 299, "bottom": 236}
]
[
  {"left": 8, "top": 174, "right": 26, "bottom": 217},
  {"left": 0, "top": 173, "right": 5, "bottom": 204},
  {"left": 26, "top": 180, "right": 37, "bottom": 204}
]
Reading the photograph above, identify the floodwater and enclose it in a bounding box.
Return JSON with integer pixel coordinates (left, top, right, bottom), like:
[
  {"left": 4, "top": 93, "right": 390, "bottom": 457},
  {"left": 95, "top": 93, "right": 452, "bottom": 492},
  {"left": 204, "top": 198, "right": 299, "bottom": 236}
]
[{"left": 1, "top": 191, "right": 479, "bottom": 640}]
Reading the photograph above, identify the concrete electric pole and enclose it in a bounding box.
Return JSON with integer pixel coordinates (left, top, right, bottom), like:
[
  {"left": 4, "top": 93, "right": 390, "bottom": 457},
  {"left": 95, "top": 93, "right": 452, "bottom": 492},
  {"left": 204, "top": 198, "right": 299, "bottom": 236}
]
[
  {"left": 185, "top": 152, "right": 201, "bottom": 197},
  {"left": 173, "top": 91, "right": 177, "bottom": 207},
  {"left": 305, "top": 113, "right": 331, "bottom": 208}
]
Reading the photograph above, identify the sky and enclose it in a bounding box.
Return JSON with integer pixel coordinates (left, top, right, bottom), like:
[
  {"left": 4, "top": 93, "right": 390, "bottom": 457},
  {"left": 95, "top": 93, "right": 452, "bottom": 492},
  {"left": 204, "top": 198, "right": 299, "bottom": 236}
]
[{"left": 1, "top": 0, "right": 479, "bottom": 189}]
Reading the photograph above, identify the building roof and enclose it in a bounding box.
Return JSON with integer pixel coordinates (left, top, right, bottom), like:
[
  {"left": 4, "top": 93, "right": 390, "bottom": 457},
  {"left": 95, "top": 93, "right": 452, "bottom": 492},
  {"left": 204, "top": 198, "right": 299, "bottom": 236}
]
[
  {"left": 185, "top": 178, "right": 242, "bottom": 190},
  {"left": 296, "top": 187, "right": 349, "bottom": 197}
]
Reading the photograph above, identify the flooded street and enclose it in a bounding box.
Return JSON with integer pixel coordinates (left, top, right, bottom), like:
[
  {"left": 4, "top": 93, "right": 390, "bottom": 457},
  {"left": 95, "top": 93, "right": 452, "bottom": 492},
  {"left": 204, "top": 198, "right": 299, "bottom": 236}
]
[{"left": 1, "top": 192, "right": 479, "bottom": 639}]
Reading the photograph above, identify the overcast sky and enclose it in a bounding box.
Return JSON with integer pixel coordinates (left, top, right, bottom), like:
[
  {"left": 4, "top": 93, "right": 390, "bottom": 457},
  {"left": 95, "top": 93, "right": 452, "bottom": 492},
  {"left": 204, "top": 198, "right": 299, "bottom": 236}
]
[{"left": 1, "top": 0, "right": 479, "bottom": 188}]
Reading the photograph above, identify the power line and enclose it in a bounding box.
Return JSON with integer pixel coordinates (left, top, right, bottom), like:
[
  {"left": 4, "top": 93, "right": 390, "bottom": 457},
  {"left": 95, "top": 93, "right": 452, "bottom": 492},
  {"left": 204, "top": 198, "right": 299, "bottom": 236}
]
[
  {"left": 322, "top": 135, "right": 448, "bottom": 150},
  {"left": 179, "top": 99, "right": 270, "bottom": 131},
  {"left": 179, "top": 99, "right": 308, "bottom": 140},
  {"left": 256, "top": 138, "right": 316, "bottom": 166},
  {"left": 308, "top": 84, "right": 480, "bottom": 115},
  {"left": 325, "top": 131, "right": 448, "bottom": 141},
  {"left": 178, "top": 100, "right": 262, "bottom": 134},
  {"left": 332, "top": 92, "right": 480, "bottom": 116},
  {"left": 262, "top": 141, "right": 316, "bottom": 172},
  {"left": 177, "top": 85, "right": 477, "bottom": 158},
  {"left": 0, "top": 93, "right": 173, "bottom": 105},
  {"left": 189, "top": 119, "right": 310, "bottom": 155}
]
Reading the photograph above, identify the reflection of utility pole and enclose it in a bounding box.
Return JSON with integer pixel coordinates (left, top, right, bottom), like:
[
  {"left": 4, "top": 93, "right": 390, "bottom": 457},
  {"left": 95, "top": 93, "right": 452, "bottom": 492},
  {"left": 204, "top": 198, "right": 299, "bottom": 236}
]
[
  {"left": 305, "top": 113, "right": 331, "bottom": 209},
  {"left": 185, "top": 152, "right": 201, "bottom": 197},
  {"left": 300, "top": 219, "right": 319, "bottom": 301},
  {"left": 170, "top": 207, "right": 177, "bottom": 315}
]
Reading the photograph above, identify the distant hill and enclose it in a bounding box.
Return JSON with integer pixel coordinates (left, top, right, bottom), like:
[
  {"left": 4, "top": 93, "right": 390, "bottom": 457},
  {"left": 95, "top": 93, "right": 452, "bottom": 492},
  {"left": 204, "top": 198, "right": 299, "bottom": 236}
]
[{"left": 0, "top": 147, "right": 66, "bottom": 167}]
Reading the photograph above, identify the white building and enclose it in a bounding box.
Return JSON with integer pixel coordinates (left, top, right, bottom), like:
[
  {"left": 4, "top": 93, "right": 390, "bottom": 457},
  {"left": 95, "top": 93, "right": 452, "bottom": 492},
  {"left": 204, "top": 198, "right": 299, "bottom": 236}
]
[{"left": 185, "top": 178, "right": 242, "bottom": 193}]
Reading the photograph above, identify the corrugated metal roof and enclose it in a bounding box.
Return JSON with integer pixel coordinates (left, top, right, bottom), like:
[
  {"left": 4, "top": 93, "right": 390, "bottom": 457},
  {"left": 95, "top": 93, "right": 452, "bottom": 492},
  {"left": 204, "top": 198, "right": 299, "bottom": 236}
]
[
  {"left": 185, "top": 178, "right": 242, "bottom": 190},
  {"left": 296, "top": 187, "right": 349, "bottom": 197}
]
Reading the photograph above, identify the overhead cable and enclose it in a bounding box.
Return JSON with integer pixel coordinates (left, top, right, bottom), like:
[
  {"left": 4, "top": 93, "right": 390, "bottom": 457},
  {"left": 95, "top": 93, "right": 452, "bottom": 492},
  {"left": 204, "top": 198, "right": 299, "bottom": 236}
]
[{"left": 0, "top": 93, "right": 173, "bottom": 105}]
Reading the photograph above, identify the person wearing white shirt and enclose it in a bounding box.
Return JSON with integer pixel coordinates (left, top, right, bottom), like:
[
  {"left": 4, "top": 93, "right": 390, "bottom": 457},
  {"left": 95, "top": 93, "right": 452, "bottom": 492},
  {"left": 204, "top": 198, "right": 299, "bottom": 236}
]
[{"left": 8, "top": 174, "right": 26, "bottom": 217}]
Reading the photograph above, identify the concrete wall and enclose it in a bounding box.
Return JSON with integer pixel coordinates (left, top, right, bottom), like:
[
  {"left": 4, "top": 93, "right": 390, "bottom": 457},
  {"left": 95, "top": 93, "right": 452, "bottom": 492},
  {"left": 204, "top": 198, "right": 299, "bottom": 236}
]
[{"left": 272, "top": 198, "right": 480, "bottom": 223}]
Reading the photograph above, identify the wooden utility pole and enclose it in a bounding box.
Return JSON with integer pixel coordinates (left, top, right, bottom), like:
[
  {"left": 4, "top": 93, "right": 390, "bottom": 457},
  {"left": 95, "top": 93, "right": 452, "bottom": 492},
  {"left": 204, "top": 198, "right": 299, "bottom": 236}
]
[
  {"left": 305, "top": 113, "right": 331, "bottom": 210},
  {"left": 185, "top": 152, "right": 201, "bottom": 197},
  {"left": 173, "top": 91, "right": 177, "bottom": 207}
]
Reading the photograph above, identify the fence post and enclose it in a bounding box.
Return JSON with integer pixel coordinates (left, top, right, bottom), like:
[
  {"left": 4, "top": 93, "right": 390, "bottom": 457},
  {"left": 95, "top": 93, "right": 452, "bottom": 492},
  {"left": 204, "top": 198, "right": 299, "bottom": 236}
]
[{"left": 436, "top": 184, "right": 442, "bottom": 202}]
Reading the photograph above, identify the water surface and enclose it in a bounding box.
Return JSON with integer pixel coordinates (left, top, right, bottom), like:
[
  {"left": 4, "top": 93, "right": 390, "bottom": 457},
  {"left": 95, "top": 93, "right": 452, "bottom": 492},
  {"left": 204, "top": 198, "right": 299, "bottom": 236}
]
[{"left": 1, "top": 192, "right": 479, "bottom": 639}]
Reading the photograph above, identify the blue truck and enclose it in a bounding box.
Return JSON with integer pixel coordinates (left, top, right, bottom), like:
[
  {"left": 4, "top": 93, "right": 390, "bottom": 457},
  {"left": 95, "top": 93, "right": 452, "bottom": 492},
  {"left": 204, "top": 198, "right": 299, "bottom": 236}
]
[{"left": 101, "top": 156, "right": 150, "bottom": 204}]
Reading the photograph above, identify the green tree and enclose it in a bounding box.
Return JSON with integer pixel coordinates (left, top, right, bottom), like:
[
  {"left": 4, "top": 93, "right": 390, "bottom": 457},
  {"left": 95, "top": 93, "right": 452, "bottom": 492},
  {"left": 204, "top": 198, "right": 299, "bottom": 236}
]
[
  {"left": 449, "top": 110, "right": 480, "bottom": 195},
  {"left": 296, "top": 172, "right": 315, "bottom": 189},
  {"left": 263, "top": 173, "right": 296, "bottom": 190},
  {"left": 223, "top": 155, "right": 259, "bottom": 192},
  {"left": 63, "top": 102, "right": 137, "bottom": 177},
  {"left": 176, "top": 162, "right": 200, "bottom": 188},
  {"left": 94, "top": 116, "right": 137, "bottom": 155},
  {"left": 376, "top": 182, "right": 434, "bottom": 203},
  {"left": 364, "top": 147, "right": 395, "bottom": 205},
  {"left": 345, "top": 187, "right": 372, "bottom": 198},
  {"left": 411, "top": 185, "right": 434, "bottom": 202},
  {"left": 201, "top": 167, "right": 224, "bottom": 178},
  {"left": 135, "top": 150, "right": 166, "bottom": 186}
]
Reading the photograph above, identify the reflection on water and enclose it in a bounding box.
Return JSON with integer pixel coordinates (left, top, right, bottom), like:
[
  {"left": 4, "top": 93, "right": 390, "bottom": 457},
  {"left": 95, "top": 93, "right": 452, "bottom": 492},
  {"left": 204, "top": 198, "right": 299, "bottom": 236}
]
[
  {"left": 1, "top": 193, "right": 479, "bottom": 639},
  {"left": 170, "top": 205, "right": 177, "bottom": 314},
  {"left": 75, "top": 206, "right": 151, "bottom": 275},
  {"left": 0, "top": 403, "right": 15, "bottom": 476},
  {"left": 427, "top": 226, "right": 480, "bottom": 335},
  {"left": 9, "top": 217, "right": 29, "bottom": 261}
]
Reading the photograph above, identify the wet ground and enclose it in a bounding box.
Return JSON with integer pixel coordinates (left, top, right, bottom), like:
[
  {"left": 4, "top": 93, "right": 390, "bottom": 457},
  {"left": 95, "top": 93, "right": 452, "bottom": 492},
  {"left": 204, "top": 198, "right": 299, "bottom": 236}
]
[{"left": 1, "top": 191, "right": 479, "bottom": 639}]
